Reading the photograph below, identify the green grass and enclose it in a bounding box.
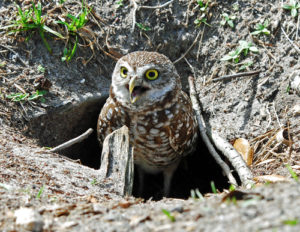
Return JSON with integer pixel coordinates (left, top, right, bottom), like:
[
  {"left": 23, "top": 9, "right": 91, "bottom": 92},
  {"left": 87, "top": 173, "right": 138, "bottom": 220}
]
[
  {"left": 91, "top": 178, "right": 99, "bottom": 185},
  {"left": 210, "top": 181, "right": 217, "bottom": 194},
  {"left": 190, "top": 188, "right": 204, "bottom": 200},
  {"left": 115, "top": 0, "right": 124, "bottom": 8},
  {"left": 57, "top": 0, "right": 91, "bottom": 62},
  {"left": 286, "top": 164, "right": 299, "bottom": 181},
  {"left": 194, "top": 0, "right": 211, "bottom": 27},
  {"left": 36, "top": 185, "right": 45, "bottom": 199},
  {"left": 6, "top": 90, "right": 47, "bottom": 102},
  {"left": 283, "top": 219, "right": 299, "bottom": 226},
  {"left": 283, "top": 0, "right": 300, "bottom": 17},
  {"left": 3, "top": 1, "right": 64, "bottom": 54},
  {"left": 162, "top": 209, "right": 176, "bottom": 222},
  {"left": 221, "top": 40, "right": 259, "bottom": 63},
  {"left": 136, "top": 23, "right": 151, "bottom": 31},
  {"left": 251, "top": 20, "right": 270, "bottom": 36}
]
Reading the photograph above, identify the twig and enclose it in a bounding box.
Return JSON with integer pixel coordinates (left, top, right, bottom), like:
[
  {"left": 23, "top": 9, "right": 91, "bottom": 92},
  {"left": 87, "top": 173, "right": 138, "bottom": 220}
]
[
  {"left": 188, "top": 76, "right": 238, "bottom": 186},
  {"left": 130, "top": 0, "right": 174, "bottom": 32},
  {"left": 130, "top": 0, "right": 138, "bottom": 32},
  {"left": 173, "top": 29, "right": 203, "bottom": 64},
  {"left": 196, "top": 24, "right": 205, "bottom": 61},
  {"left": 0, "top": 44, "right": 28, "bottom": 67},
  {"left": 140, "top": 0, "right": 174, "bottom": 9},
  {"left": 296, "top": 14, "right": 299, "bottom": 41},
  {"left": 209, "top": 131, "right": 254, "bottom": 188},
  {"left": 281, "top": 26, "right": 300, "bottom": 54},
  {"left": 212, "top": 70, "right": 261, "bottom": 82},
  {"left": 50, "top": 128, "right": 94, "bottom": 153}
]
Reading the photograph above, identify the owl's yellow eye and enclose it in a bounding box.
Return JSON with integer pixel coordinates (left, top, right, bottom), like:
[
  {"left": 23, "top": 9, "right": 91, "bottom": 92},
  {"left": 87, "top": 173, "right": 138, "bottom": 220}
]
[
  {"left": 120, "top": 67, "right": 128, "bottom": 78},
  {"left": 145, "top": 69, "right": 159, "bottom": 80}
]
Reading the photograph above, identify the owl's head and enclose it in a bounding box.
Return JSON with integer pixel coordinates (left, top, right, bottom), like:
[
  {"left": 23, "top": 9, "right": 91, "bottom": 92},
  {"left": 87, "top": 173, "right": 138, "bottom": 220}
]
[{"left": 111, "top": 51, "right": 181, "bottom": 111}]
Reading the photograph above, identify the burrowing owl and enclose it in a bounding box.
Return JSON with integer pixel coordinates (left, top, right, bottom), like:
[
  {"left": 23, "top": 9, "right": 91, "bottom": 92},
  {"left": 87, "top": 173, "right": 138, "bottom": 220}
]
[{"left": 97, "top": 51, "right": 198, "bottom": 196}]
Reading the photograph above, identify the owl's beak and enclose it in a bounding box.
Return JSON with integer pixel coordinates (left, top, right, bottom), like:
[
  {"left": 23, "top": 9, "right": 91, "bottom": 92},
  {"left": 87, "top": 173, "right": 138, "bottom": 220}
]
[
  {"left": 129, "top": 76, "right": 139, "bottom": 104},
  {"left": 128, "top": 76, "right": 148, "bottom": 104}
]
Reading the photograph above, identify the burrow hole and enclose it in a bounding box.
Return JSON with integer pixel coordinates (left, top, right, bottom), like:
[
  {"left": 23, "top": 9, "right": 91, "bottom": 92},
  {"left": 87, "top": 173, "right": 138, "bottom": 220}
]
[{"left": 28, "top": 96, "right": 230, "bottom": 200}]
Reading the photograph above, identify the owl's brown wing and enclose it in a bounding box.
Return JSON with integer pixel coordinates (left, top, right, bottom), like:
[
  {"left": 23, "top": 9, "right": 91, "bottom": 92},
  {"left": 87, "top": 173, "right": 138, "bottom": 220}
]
[
  {"left": 166, "top": 91, "right": 198, "bottom": 156},
  {"left": 97, "top": 97, "right": 128, "bottom": 145}
]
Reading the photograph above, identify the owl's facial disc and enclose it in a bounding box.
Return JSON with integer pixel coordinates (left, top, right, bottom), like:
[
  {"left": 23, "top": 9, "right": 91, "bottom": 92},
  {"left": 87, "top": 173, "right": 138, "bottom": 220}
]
[{"left": 128, "top": 76, "right": 149, "bottom": 104}]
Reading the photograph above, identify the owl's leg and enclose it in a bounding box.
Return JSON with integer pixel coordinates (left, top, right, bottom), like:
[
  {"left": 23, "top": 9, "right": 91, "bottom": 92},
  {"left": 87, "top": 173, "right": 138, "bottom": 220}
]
[
  {"left": 163, "top": 161, "right": 180, "bottom": 197},
  {"left": 137, "top": 166, "right": 145, "bottom": 197}
]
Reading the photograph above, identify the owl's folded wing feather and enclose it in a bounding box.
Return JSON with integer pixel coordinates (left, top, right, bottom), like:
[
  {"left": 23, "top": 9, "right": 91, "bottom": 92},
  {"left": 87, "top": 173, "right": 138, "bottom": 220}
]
[
  {"left": 97, "top": 97, "right": 127, "bottom": 145},
  {"left": 167, "top": 91, "right": 198, "bottom": 156}
]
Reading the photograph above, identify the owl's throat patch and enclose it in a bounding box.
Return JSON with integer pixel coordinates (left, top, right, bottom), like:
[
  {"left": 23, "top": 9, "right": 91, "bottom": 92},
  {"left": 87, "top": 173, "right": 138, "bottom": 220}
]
[{"left": 128, "top": 85, "right": 149, "bottom": 103}]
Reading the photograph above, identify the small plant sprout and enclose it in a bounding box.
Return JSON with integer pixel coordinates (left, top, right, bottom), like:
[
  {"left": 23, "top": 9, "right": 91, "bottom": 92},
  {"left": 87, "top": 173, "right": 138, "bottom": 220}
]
[
  {"left": 251, "top": 20, "right": 270, "bottom": 36},
  {"left": 6, "top": 90, "right": 47, "bottom": 102},
  {"left": 238, "top": 60, "right": 254, "bottom": 71},
  {"left": 283, "top": 219, "right": 299, "bottom": 226},
  {"left": 283, "top": 0, "right": 300, "bottom": 17},
  {"left": 136, "top": 23, "right": 151, "bottom": 31},
  {"left": 210, "top": 181, "right": 217, "bottom": 194},
  {"left": 36, "top": 185, "right": 45, "bottom": 199},
  {"left": 286, "top": 164, "right": 299, "bottom": 181},
  {"left": 232, "top": 3, "right": 239, "bottom": 11},
  {"left": 221, "top": 40, "right": 259, "bottom": 63},
  {"left": 57, "top": 0, "right": 91, "bottom": 62},
  {"left": 91, "top": 178, "right": 98, "bottom": 185},
  {"left": 229, "top": 184, "right": 236, "bottom": 191},
  {"left": 197, "top": 0, "right": 210, "bottom": 12},
  {"left": 191, "top": 188, "right": 204, "bottom": 200},
  {"left": 4, "top": 2, "right": 64, "bottom": 53},
  {"left": 194, "top": 0, "right": 211, "bottom": 27},
  {"left": 37, "top": 64, "right": 45, "bottom": 73},
  {"left": 162, "top": 209, "right": 176, "bottom": 222},
  {"left": 116, "top": 0, "right": 124, "bottom": 8},
  {"left": 220, "top": 13, "right": 236, "bottom": 28}
]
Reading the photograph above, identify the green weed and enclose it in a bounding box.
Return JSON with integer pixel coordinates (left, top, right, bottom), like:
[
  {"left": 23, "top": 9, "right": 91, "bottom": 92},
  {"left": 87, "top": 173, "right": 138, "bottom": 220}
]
[
  {"left": 286, "top": 164, "right": 299, "bottom": 181},
  {"left": 36, "top": 185, "right": 45, "bottom": 199},
  {"left": 221, "top": 40, "right": 259, "bottom": 63},
  {"left": 283, "top": 219, "right": 299, "bottom": 226},
  {"left": 220, "top": 13, "right": 236, "bottom": 28},
  {"left": 3, "top": 2, "right": 64, "bottom": 53},
  {"left": 6, "top": 90, "right": 47, "bottom": 102},
  {"left": 238, "top": 60, "right": 254, "bottom": 70},
  {"left": 136, "top": 23, "right": 151, "bottom": 31},
  {"left": 116, "top": 0, "right": 124, "bottom": 8},
  {"left": 190, "top": 188, "right": 204, "bottom": 200},
  {"left": 210, "top": 181, "right": 217, "bottom": 194},
  {"left": 37, "top": 64, "right": 45, "bottom": 73},
  {"left": 251, "top": 20, "right": 270, "bottom": 36},
  {"left": 91, "top": 178, "right": 99, "bottom": 185},
  {"left": 194, "top": 0, "right": 211, "bottom": 27},
  {"left": 283, "top": 0, "right": 300, "bottom": 17},
  {"left": 57, "top": 0, "right": 91, "bottom": 62},
  {"left": 162, "top": 209, "right": 176, "bottom": 222}
]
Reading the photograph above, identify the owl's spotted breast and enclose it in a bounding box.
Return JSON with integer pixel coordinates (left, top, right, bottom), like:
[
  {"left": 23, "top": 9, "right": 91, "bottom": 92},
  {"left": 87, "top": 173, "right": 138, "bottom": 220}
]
[{"left": 97, "top": 51, "right": 198, "bottom": 196}]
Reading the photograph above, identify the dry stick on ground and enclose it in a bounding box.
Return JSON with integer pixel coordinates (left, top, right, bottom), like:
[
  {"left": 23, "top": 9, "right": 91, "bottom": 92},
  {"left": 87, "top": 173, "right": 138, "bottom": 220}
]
[
  {"left": 212, "top": 70, "right": 261, "bottom": 82},
  {"left": 0, "top": 44, "right": 28, "bottom": 67},
  {"left": 281, "top": 26, "right": 300, "bottom": 54},
  {"left": 173, "top": 29, "right": 203, "bottom": 64},
  {"left": 188, "top": 76, "right": 238, "bottom": 186},
  {"left": 50, "top": 128, "right": 94, "bottom": 153}
]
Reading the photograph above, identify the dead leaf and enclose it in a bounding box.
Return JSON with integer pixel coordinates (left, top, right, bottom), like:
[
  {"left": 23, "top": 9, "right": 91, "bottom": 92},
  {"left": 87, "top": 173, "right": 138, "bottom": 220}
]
[
  {"left": 118, "top": 200, "right": 132, "bottom": 209},
  {"left": 253, "top": 175, "right": 290, "bottom": 183},
  {"left": 222, "top": 190, "right": 263, "bottom": 202},
  {"left": 129, "top": 215, "right": 151, "bottom": 226},
  {"left": 255, "top": 159, "right": 276, "bottom": 166},
  {"left": 233, "top": 138, "right": 254, "bottom": 165}
]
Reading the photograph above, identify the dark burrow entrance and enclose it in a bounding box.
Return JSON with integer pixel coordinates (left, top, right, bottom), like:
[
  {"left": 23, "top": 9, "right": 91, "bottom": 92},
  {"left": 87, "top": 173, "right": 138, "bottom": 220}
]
[{"left": 27, "top": 96, "right": 230, "bottom": 200}]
